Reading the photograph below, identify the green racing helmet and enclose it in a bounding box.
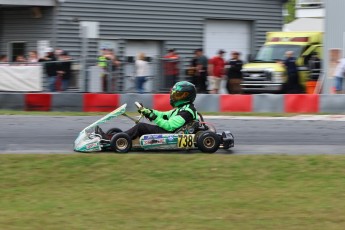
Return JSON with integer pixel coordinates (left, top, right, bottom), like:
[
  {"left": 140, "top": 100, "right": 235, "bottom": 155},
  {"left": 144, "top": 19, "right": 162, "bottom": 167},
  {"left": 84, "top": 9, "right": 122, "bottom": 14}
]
[{"left": 170, "top": 81, "right": 197, "bottom": 107}]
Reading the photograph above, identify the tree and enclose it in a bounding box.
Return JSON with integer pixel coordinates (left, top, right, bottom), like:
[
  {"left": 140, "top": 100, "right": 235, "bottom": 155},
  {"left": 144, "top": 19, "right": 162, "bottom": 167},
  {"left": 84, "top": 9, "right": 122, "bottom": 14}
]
[{"left": 284, "top": 0, "right": 296, "bottom": 23}]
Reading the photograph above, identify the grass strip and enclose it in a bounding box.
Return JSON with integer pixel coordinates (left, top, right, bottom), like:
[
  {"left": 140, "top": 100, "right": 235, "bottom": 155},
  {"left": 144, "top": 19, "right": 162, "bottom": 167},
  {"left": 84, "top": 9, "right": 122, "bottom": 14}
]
[{"left": 0, "top": 154, "right": 345, "bottom": 230}]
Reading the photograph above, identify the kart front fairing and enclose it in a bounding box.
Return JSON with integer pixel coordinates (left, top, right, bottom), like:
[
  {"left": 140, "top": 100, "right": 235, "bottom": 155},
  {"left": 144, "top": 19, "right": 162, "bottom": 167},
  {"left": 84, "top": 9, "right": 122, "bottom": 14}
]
[{"left": 74, "top": 104, "right": 127, "bottom": 152}]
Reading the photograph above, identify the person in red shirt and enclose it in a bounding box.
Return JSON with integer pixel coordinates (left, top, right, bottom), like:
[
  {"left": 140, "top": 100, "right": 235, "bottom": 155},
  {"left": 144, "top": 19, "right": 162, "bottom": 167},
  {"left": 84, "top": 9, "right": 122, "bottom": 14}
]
[
  {"left": 208, "top": 49, "right": 226, "bottom": 94},
  {"left": 163, "top": 48, "right": 180, "bottom": 89}
]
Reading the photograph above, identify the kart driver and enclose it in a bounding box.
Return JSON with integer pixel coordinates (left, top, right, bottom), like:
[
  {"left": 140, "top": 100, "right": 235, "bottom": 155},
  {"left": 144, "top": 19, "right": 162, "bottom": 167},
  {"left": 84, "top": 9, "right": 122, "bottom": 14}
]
[{"left": 96, "top": 81, "right": 199, "bottom": 140}]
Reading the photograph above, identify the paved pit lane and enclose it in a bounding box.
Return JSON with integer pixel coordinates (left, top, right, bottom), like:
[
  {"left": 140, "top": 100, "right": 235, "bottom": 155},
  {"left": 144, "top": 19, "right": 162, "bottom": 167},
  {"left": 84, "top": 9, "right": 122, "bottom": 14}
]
[{"left": 1, "top": 115, "right": 345, "bottom": 154}]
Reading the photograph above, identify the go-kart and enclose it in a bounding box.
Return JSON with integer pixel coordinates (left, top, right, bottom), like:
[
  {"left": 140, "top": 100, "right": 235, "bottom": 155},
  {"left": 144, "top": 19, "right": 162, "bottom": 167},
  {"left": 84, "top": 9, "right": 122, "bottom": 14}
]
[{"left": 74, "top": 102, "right": 234, "bottom": 153}]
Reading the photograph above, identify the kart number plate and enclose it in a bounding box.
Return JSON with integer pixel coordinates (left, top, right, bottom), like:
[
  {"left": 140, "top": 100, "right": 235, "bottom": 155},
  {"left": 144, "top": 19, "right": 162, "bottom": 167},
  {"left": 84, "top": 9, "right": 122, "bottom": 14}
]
[{"left": 177, "top": 134, "right": 195, "bottom": 148}]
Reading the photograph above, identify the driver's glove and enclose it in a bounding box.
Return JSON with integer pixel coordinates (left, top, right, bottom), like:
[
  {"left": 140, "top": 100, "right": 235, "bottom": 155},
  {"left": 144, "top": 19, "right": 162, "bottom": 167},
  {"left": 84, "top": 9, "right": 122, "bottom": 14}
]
[
  {"left": 138, "top": 107, "right": 157, "bottom": 121},
  {"left": 138, "top": 107, "right": 151, "bottom": 115}
]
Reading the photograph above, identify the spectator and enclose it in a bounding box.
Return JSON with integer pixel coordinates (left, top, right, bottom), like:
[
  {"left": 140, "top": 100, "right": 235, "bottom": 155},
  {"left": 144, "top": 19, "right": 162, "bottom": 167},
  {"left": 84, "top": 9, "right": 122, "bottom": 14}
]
[
  {"left": 0, "top": 55, "right": 9, "bottom": 66},
  {"left": 98, "top": 48, "right": 121, "bottom": 92},
  {"left": 281, "top": 51, "right": 304, "bottom": 94},
  {"left": 28, "top": 51, "right": 39, "bottom": 63},
  {"left": 208, "top": 49, "right": 226, "bottom": 94},
  {"left": 98, "top": 49, "right": 110, "bottom": 92},
  {"left": 14, "top": 55, "right": 27, "bottom": 66},
  {"left": 135, "top": 52, "right": 150, "bottom": 94},
  {"left": 15, "top": 55, "right": 26, "bottom": 62},
  {"left": 196, "top": 48, "right": 208, "bottom": 93},
  {"left": 226, "top": 51, "right": 243, "bottom": 94},
  {"left": 39, "top": 47, "right": 57, "bottom": 92},
  {"left": 187, "top": 50, "right": 198, "bottom": 86},
  {"left": 55, "top": 48, "right": 64, "bottom": 58},
  {"left": 98, "top": 48, "right": 108, "bottom": 69},
  {"left": 106, "top": 49, "right": 121, "bottom": 70},
  {"left": 163, "top": 48, "right": 179, "bottom": 88},
  {"left": 107, "top": 49, "right": 121, "bottom": 92},
  {"left": 308, "top": 52, "right": 322, "bottom": 81},
  {"left": 56, "top": 51, "right": 72, "bottom": 91},
  {"left": 333, "top": 57, "right": 345, "bottom": 94}
]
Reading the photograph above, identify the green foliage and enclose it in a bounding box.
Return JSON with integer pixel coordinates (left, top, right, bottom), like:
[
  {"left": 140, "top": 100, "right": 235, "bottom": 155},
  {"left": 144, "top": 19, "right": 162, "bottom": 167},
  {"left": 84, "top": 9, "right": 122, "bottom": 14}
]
[
  {"left": 1, "top": 154, "right": 345, "bottom": 230},
  {"left": 285, "top": 0, "right": 296, "bottom": 24}
]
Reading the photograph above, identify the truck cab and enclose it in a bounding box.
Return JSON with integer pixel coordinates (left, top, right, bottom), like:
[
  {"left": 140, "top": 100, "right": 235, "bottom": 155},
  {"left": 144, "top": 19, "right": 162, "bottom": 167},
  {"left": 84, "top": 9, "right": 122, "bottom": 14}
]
[{"left": 241, "top": 31, "right": 323, "bottom": 93}]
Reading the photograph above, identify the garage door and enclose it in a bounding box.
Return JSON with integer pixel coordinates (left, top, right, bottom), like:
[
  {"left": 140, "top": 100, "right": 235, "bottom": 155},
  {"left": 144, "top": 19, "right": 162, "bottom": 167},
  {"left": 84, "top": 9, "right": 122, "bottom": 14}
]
[
  {"left": 124, "top": 40, "right": 162, "bottom": 92},
  {"left": 204, "top": 20, "right": 252, "bottom": 59},
  {"left": 125, "top": 40, "right": 162, "bottom": 61}
]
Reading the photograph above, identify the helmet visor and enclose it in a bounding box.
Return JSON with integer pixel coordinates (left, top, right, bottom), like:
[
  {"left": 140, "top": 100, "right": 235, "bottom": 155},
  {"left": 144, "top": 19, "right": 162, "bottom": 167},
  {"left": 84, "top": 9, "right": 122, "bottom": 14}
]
[{"left": 170, "top": 90, "right": 190, "bottom": 102}]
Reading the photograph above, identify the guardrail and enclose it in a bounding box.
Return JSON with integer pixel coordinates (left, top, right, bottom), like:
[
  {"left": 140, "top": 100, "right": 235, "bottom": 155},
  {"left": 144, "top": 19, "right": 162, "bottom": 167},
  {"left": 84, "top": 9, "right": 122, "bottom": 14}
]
[{"left": 1, "top": 93, "right": 345, "bottom": 113}]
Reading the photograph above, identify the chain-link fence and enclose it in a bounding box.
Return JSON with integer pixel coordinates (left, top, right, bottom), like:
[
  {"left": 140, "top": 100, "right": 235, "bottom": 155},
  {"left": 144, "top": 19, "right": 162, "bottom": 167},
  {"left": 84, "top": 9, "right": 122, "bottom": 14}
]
[
  {"left": 0, "top": 56, "right": 193, "bottom": 93},
  {"left": 82, "top": 57, "right": 190, "bottom": 94}
]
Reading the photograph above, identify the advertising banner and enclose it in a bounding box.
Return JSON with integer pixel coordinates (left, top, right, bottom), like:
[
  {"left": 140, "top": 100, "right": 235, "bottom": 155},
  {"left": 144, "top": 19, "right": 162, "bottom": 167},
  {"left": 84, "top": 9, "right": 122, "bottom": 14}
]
[{"left": 0, "top": 66, "right": 43, "bottom": 92}]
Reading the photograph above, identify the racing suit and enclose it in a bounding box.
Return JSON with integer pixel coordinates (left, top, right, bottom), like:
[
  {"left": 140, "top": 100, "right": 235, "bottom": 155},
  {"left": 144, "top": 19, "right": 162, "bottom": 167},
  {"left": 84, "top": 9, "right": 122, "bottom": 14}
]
[{"left": 124, "top": 103, "right": 198, "bottom": 139}]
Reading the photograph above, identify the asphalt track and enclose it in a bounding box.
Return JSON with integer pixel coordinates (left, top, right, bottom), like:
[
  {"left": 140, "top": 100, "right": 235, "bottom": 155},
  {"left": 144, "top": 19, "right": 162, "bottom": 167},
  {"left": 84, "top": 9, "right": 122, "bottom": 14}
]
[{"left": 1, "top": 115, "right": 345, "bottom": 154}]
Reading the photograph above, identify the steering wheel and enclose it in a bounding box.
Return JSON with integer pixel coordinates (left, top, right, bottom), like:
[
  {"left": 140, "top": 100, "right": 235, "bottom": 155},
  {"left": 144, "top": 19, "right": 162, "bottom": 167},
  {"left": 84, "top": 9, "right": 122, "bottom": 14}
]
[
  {"left": 121, "top": 102, "right": 145, "bottom": 124},
  {"left": 135, "top": 101, "right": 143, "bottom": 110},
  {"left": 134, "top": 102, "right": 145, "bottom": 123}
]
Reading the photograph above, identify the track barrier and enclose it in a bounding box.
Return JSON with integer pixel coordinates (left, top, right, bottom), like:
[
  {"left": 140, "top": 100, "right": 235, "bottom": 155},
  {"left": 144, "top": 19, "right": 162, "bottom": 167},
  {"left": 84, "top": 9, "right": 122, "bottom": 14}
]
[
  {"left": 153, "top": 94, "right": 172, "bottom": 111},
  {"left": 83, "top": 94, "right": 120, "bottom": 112},
  {"left": 1, "top": 93, "right": 345, "bottom": 113},
  {"left": 284, "top": 94, "right": 319, "bottom": 113},
  {"left": 25, "top": 93, "right": 51, "bottom": 111},
  {"left": 220, "top": 95, "right": 253, "bottom": 112}
]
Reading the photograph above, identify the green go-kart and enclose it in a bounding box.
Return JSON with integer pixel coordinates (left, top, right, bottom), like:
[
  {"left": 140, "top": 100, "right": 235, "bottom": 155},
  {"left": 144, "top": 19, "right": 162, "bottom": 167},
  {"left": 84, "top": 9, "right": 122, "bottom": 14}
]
[{"left": 74, "top": 102, "right": 234, "bottom": 153}]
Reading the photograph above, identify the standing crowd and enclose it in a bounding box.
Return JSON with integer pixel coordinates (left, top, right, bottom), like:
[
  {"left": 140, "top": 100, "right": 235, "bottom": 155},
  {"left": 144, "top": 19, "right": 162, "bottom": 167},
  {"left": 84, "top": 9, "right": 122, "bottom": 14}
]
[
  {"left": 1, "top": 46, "right": 332, "bottom": 94},
  {"left": 0, "top": 47, "right": 73, "bottom": 92},
  {"left": 39, "top": 48, "right": 73, "bottom": 92},
  {"left": 96, "top": 47, "right": 245, "bottom": 94},
  {"left": 188, "top": 48, "right": 244, "bottom": 94}
]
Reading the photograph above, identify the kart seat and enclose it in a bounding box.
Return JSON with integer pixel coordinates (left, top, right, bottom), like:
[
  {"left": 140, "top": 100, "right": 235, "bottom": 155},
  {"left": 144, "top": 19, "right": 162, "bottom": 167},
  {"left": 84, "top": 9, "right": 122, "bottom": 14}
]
[{"left": 174, "top": 120, "right": 203, "bottom": 134}]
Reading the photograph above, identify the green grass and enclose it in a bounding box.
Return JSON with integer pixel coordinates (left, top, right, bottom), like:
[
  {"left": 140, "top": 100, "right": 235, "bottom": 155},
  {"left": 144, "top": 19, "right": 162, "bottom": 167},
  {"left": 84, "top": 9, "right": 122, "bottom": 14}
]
[{"left": 1, "top": 154, "right": 345, "bottom": 230}]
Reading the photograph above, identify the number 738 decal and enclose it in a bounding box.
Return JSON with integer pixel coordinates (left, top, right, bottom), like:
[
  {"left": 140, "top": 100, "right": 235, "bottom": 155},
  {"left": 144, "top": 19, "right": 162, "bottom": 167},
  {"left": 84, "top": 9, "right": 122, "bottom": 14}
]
[{"left": 177, "top": 134, "right": 195, "bottom": 148}]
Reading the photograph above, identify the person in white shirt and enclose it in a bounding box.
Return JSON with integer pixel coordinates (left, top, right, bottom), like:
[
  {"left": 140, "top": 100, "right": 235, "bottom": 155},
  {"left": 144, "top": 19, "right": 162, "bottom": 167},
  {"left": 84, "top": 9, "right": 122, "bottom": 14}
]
[
  {"left": 28, "top": 51, "right": 39, "bottom": 63},
  {"left": 135, "top": 52, "right": 150, "bottom": 94},
  {"left": 334, "top": 58, "right": 345, "bottom": 94}
]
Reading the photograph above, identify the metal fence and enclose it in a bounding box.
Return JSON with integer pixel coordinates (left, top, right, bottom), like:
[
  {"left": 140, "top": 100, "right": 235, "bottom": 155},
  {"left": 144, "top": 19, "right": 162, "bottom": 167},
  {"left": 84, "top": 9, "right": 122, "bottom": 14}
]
[
  {"left": 82, "top": 57, "right": 190, "bottom": 94},
  {"left": 0, "top": 57, "right": 193, "bottom": 93}
]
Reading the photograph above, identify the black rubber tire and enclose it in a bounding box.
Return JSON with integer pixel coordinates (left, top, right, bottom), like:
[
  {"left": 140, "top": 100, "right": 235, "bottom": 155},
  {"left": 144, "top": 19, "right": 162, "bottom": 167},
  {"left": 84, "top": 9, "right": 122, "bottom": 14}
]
[
  {"left": 110, "top": 133, "right": 132, "bottom": 153},
  {"left": 197, "top": 131, "right": 220, "bottom": 153},
  {"left": 106, "top": 128, "right": 122, "bottom": 135}
]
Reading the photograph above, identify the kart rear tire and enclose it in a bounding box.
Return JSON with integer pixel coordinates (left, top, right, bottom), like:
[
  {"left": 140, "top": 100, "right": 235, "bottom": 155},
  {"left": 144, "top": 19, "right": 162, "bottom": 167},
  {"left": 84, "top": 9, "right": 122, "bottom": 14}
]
[
  {"left": 197, "top": 131, "right": 220, "bottom": 153},
  {"left": 106, "top": 128, "right": 122, "bottom": 135},
  {"left": 110, "top": 133, "right": 132, "bottom": 153}
]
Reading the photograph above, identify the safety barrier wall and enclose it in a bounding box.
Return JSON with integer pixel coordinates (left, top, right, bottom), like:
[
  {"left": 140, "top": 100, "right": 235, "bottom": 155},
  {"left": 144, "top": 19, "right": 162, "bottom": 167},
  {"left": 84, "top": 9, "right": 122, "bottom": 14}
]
[{"left": 1, "top": 93, "right": 345, "bottom": 113}]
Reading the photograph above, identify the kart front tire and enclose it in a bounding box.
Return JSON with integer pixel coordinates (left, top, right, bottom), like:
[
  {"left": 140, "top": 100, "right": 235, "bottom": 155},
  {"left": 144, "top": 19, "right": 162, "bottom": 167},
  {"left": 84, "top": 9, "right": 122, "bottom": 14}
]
[
  {"left": 110, "top": 133, "right": 132, "bottom": 153},
  {"left": 197, "top": 131, "right": 220, "bottom": 153},
  {"left": 106, "top": 128, "right": 122, "bottom": 135}
]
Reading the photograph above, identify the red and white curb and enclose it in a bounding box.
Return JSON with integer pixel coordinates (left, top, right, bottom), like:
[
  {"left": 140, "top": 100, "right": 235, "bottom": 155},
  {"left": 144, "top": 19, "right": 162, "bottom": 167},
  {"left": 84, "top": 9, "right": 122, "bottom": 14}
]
[{"left": 204, "top": 115, "right": 345, "bottom": 121}]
